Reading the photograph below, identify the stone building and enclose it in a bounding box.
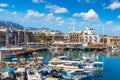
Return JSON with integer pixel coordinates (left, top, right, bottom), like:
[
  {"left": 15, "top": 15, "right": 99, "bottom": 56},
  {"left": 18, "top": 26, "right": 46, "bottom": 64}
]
[{"left": 107, "top": 38, "right": 120, "bottom": 46}]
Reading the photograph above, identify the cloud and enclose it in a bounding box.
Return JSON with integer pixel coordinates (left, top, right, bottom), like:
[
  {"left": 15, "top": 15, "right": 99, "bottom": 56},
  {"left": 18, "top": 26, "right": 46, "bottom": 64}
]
[
  {"left": 25, "top": 9, "right": 45, "bottom": 18},
  {"left": 117, "top": 15, "right": 120, "bottom": 19},
  {"left": 106, "top": 21, "right": 113, "bottom": 25},
  {"left": 0, "top": 8, "right": 5, "bottom": 12},
  {"left": 112, "top": 26, "right": 120, "bottom": 36},
  {"left": 56, "top": 17, "right": 62, "bottom": 22},
  {"left": 106, "top": 1, "right": 120, "bottom": 10},
  {"left": 0, "top": 3, "right": 9, "bottom": 7},
  {"left": 56, "top": 17, "right": 65, "bottom": 25},
  {"left": 44, "top": 13, "right": 54, "bottom": 21},
  {"left": 32, "top": 0, "right": 44, "bottom": 3},
  {"left": 12, "top": 12, "right": 17, "bottom": 15},
  {"left": 73, "top": 9, "right": 99, "bottom": 22},
  {"left": 45, "top": 5, "right": 68, "bottom": 14}
]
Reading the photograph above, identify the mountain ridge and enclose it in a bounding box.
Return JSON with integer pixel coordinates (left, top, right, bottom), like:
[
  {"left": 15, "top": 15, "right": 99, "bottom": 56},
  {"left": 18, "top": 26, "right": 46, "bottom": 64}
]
[{"left": 0, "top": 21, "right": 62, "bottom": 32}]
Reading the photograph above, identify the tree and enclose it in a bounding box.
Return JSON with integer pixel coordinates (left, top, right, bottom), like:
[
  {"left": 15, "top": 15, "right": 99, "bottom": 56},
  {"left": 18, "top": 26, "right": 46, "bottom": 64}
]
[
  {"left": 39, "top": 33, "right": 50, "bottom": 42},
  {"left": 100, "top": 37, "right": 107, "bottom": 43}
]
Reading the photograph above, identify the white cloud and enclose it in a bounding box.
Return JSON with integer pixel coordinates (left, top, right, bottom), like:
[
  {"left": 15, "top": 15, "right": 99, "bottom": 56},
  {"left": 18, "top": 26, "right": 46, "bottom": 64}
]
[
  {"left": 0, "top": 3, "right": 9, "bottom": 7},
  {"left": 112, "top": 26, "right": 120, "bottom": 36},
  {"left": 45, "top": 13, "right": 54, "bottom": 21},
  {"left": 117, "top": 15, "right": 120, "bottom": 19},
  {"left": 12, "top": 12, "right": 17, "bottom": 15},
  {"left": 56, "top": 17, "right": 65, "bottom": 25},
  {"left": 0, "top": 8, "right": 5, "bottom": 12},
  {"left": 106, "top": 21, "right": 113, "bottom": 25},
  {"left": 32, "top": 0, "right": 44, "bottom": 3},
  {"left": 45, "top": 5, "right": 68, "bottom": 14},
  {"left": 25, "top": 9, "right": 45, "bottom": 18},
  {"left": 56, "top": 17, "right": 62, "bottom": 22},
  {"left": 106, "top": 1, "right": 120, "bottom": 10},
  {"left": 73, "top": 9, "right": 99, "bottom": 22}
]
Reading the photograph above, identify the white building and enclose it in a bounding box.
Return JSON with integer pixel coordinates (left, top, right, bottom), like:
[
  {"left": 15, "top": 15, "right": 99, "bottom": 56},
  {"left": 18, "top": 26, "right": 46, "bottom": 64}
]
[
  {"left": 83, "top": 27, "right": 95, "bottom": 35},
  {"left": 69, "top": 27, "right": 100, "bottom": 43},
  {"left": 82, "top": 28, "right": 100, "bottom": 43}
]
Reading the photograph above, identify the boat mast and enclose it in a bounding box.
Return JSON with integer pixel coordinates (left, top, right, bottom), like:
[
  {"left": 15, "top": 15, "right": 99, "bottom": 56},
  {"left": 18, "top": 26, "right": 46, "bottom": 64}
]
[
  {"left": 15, "top": 36, "right": 17, "bottom": 46},
  {"left": 24, "top": 29, "right": 26, "bottom": 44},
  {"left": 103, "top": 26, "right": 104, "bottom": 44},
  {"left": 0, "top": 51, "right": 2, "bottom": 63},
  {"left": 18, "top": 30, "right": 20, "bottom": 46},
  {"left": 6, "top": 28, "right": 9, "bottom": 48}
]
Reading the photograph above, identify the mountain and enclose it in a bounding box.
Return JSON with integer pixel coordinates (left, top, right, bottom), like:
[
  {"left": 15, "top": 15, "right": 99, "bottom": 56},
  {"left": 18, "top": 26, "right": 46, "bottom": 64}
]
[
  {"left": 0, "top": 21, "right": 25, "bottom": 30},
  {"left": 0, "top": 21, "right": 62, "bottom": 33}
]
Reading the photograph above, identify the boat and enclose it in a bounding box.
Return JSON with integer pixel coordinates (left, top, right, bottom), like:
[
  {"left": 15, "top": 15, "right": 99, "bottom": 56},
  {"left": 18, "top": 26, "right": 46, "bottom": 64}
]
[
  {"left": 50, "top": 70, "right": 63, "bottom": 78},
  {"left": 38, "top": 65, "right": 52, "bottom": 75},
  {"left": 62, "top": 70, "right": 89, "bottom": 79},
  {"left": 45, "top": 78, "right": 58, "bottom": 80},
  {"left": 15, "top": 68, "right": 25, "bottom": 80},
  {"left": 93, "top": 62, "right": 104, "bottom": 71},
  {"left": 108, "top": 46, "right": 119, "bottom": 50},
  {"left": 26, "top": 68, "right": 41, "bottom": 80}
]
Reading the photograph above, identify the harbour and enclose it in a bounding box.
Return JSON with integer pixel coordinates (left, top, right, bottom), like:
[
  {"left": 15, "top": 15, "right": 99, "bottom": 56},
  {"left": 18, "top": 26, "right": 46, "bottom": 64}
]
[
  {"left": 1, "top": 49, "right": 120, "bottom": 80},
  {"left": 0, "top": 1, "right": 120, "bottom": 79}
]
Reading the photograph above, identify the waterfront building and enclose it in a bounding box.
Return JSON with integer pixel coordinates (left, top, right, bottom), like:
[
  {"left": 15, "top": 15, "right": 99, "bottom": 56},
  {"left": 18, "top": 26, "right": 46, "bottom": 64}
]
[
  {"left": 0, "top": 28, "right": 34, "bottom": 46},
  {"left": 0, "top": 28, "right": 6, "bottom": 46},
  {"left": 32, "top": 29, "right": 64, "bottom": 42},
  {"left": 83, "top": 28, "right": 100, "bottom": 43},
  {"left": 69, "top": 31, "right": 83, "bottom": 43},
  {"left": 107, "top": 38, "right": 120, "bottom": 47},
  {"left": 69, "top": 28, "right": 100, "bottom": 43},
  {"left": 46, "top": 32, "right": 64, "bottom": 42}
]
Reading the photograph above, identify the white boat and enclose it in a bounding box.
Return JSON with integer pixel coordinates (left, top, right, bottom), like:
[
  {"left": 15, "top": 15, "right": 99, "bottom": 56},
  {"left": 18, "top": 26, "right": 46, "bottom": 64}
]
[
  {"left": 109, "top": 46, "right": 119, "bottom": 50},
  {"left": 15, "top": 68, "right": 25, "bottom": 80},
  {"left": 26, "top": 68, "right": 41, "bottom": 80}
]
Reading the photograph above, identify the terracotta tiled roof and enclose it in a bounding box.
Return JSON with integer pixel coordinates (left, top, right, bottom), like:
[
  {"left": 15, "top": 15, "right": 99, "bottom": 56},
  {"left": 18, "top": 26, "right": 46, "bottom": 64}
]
[{"left": 109, "top": 38, "right": 120, "bottom": 40}]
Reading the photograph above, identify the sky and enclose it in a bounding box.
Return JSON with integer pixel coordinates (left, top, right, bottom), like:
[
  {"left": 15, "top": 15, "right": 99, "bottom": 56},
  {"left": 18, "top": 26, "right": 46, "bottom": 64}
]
[{"left": 0, "top": 0, "right": 120, "bottom": 36}]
